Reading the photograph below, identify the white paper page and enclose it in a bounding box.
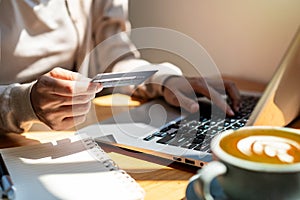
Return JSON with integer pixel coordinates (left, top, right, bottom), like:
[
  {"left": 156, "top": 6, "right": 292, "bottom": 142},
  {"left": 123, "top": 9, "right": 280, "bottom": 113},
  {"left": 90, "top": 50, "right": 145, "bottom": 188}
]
[{"left": 0, "top": 138, "right": 144, "bottom": 200}]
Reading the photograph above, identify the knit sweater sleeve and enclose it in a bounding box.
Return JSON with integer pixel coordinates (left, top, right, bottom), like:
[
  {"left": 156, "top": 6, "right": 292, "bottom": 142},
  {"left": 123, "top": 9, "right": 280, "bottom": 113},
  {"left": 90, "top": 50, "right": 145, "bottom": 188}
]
[
  {"left": 87, "top": 0, "right": 183, "bottom": 99},
  {"left": 0, "top": 82, "right": 39, "bottom": 134}
]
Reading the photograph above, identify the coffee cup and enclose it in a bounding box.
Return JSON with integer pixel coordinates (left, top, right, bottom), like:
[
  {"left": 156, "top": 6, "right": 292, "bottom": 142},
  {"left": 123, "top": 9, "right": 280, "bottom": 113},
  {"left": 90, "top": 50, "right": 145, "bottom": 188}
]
[{"left": 187, "top": 126, "right": 300, "bottom": 200}]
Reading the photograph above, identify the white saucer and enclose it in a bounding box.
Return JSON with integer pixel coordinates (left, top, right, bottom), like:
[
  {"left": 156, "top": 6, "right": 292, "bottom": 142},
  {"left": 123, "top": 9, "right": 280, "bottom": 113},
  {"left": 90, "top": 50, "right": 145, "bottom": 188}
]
[{"left": 185, "top": 175, "right": 228, "bottom": 200}]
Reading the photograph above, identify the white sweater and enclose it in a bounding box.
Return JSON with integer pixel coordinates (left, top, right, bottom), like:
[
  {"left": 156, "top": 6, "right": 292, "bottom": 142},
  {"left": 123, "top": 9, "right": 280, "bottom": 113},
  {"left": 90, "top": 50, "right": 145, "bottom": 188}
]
[{"left": 0, "top": 0, "right": 182, "bottom": 134}]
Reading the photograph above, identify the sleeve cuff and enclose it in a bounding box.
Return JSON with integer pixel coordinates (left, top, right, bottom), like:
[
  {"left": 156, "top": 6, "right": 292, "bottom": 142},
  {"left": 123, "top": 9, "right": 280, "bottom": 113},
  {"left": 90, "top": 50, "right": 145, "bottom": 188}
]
[
  {"left": 10, "top": 82, "right": 39, "bottom": 131},
  {"left": 148, "top": 62, "right": 183, "bottom": 95}
]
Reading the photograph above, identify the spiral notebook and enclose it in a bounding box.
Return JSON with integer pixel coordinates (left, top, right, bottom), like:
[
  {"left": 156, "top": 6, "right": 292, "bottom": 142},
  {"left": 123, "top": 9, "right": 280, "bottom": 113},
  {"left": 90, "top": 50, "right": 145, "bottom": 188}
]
[{"left": 0, "top": 136, "right": 145, "bottom": 200}]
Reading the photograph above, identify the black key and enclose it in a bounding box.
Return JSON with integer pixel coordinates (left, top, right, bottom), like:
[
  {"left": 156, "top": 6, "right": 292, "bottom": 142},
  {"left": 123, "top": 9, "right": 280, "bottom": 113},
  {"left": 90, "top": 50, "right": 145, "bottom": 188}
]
[
  {"left": 156, "top": 134, "right": 176, "bottom": 144},
  {"left": 153, "top": 131, "right": 163, "bottom": 137},
  {"left": 168, "top": 123, "right": 180, "bottom": 129},
  {"left": 230, "top": 124, "right": 241, "bottom": 130},
  {"left": 191, "top": 137, "right": 204, "bottom": 145},
  {"left": 153, "top": 131, "right": 168, "bottom": 137},
  {"left": 240, "top": 118, "right": 248, "bottom": 124},
  {"left": 160, "top": 126, "right": 171, "bottom": 132},
  {"left": 195, "top": 132, "right": 207, "bottom": 140},
  {"left": 193, "top": 144, "right": 204, "bottom": 151},
  {"left": 169, "top": 136, "right": 189, "bottom": 147},
  {"left": 236, "top": 122, "right": 245, "bottom": 127},
  {"left": 199, "top": 116, "right": 210, "bottom": 123},
  {"left": 143, "top": 134, "right": 155, "bottom": 141},
  {"left": 224, "top": 121, "right": 231, "bottom": 127}
]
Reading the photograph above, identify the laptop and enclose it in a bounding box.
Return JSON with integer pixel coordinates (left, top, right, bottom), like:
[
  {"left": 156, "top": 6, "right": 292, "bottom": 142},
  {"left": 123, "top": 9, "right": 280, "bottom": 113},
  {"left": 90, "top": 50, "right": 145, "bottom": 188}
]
[{"left": 79, "top": 27, "right": 300, "bottom": 167}]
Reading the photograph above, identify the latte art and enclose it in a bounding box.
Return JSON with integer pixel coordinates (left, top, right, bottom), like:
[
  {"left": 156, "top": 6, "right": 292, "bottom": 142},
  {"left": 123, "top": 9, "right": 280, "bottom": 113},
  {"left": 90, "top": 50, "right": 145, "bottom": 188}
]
[
  {"left": 219, "top": 129, "right": 300, "bottom": 164},
  {"left": 237, "top": 136, "right": 300, "bottom": 164}
]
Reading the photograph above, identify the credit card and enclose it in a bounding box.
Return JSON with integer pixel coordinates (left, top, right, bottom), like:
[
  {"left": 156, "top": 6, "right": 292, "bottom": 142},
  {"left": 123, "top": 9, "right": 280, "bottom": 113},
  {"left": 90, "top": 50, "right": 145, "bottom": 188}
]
[{"left": 91, "top": 70, "right": 158, "bottom": 88}]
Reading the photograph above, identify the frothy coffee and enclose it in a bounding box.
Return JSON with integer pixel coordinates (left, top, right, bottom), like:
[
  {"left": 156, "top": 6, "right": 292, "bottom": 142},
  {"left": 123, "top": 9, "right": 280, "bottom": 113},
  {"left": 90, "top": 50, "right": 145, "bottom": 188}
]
[{"left": 220, "top": 129, "right": 300, "bottom": 164}]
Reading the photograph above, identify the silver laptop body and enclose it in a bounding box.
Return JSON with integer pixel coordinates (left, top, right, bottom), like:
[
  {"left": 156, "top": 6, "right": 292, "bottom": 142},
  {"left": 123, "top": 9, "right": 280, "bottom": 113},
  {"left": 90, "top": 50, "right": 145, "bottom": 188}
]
[{"left": 79, "top": 27, "right": 300, "bottom": 167}]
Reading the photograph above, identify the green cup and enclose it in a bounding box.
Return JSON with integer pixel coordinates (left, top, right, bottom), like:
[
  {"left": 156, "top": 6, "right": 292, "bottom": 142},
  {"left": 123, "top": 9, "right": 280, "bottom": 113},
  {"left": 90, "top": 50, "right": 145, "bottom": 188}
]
[{"left": 189, "top": 126, "right": 300, "bottom": 200}]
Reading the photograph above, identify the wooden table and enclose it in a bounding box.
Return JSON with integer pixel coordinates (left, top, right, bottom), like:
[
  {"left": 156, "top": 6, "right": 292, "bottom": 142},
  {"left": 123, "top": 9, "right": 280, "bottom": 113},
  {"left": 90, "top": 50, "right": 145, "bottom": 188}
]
[{"left": 0, "top": 78, "right": 299, "bottom": 200}]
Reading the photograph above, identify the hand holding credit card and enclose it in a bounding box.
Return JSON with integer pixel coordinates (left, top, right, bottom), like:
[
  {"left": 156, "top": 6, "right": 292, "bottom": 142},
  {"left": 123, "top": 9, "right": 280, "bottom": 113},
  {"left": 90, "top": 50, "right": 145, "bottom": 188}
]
[{"left": 91, "top": 70, "right": 158, "bottom": 88}]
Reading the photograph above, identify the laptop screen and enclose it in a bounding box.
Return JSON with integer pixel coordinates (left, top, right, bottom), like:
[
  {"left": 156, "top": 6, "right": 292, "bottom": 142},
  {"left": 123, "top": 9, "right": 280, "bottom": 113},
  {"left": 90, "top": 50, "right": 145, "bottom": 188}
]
[{"left": 247, "top": 26, "right": 300, "bottom": 126}]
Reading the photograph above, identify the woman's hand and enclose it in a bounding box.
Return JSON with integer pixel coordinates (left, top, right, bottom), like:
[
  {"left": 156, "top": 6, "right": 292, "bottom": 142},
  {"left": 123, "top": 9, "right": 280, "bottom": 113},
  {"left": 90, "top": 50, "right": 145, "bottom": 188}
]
[
  {"left": 30, "top": 67, "right": 102, "bottom": 130},
  {"left": 162, "top": 76, "right": 240, "bottom": 116}
]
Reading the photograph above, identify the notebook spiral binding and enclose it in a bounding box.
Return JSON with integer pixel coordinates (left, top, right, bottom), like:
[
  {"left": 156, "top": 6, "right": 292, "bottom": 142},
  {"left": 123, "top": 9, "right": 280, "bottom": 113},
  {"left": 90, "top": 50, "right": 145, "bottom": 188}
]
[
  {"left": 81, "top": 137, "right": 146, "bottom": 198},
  {"left": 82, "top": 137, "right": 119, "bottom": 171}
]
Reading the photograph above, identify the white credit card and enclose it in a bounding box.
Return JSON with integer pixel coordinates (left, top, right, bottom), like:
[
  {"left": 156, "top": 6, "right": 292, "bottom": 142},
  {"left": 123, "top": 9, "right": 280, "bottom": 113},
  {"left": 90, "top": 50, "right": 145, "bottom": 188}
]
[{"left": 91, "top": 70, "right": 158, "bottom": 88}]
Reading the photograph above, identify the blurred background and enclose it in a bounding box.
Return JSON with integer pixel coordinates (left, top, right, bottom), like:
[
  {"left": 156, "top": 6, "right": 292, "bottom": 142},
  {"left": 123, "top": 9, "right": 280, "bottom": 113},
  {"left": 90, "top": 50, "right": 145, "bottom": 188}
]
[{"left": 129, "top": 0, "right": 300, "bottom": 84}]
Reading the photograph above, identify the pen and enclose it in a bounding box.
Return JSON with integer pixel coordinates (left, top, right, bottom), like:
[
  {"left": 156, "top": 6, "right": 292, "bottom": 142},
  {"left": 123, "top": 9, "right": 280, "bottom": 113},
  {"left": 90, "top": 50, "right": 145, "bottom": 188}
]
[{"left": 0, "top": 153, "right": 15, "bottom": 200}]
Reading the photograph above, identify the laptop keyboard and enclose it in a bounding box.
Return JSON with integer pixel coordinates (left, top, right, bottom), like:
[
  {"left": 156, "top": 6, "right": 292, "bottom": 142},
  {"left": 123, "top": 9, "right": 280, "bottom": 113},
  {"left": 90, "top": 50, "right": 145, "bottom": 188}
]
[{"left": 143, "top": 95, "right": 259, "bottom": 153}]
